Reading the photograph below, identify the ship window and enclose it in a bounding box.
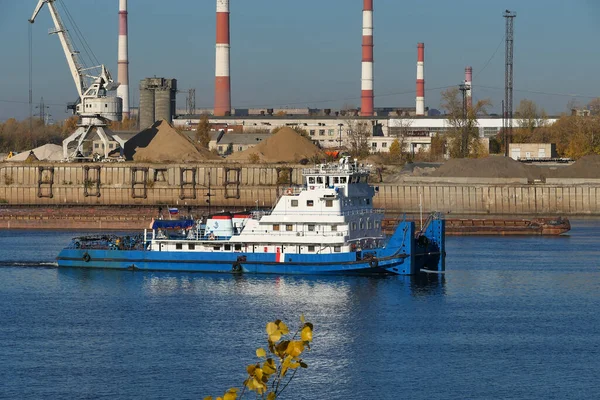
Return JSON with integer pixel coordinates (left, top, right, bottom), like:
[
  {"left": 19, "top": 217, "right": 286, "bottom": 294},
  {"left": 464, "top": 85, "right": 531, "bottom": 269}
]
[
  {"left": 366, "top": 199, "right": 370, "bottom": 205},
  {"left": 375, "top": 221, "right": 380, "bottom": 229},
  {"left": 331, "top": 225, "right": 337, "bottom": 231},
  {"left": 334, "top": 246, "right": 341, "bottom": 253},
  {"left": 333, "top": 177, "right": 339, "bottom": 184},
  {"left": 94, "top": 143, "right": 100, "bottom": 149},
  {"left": 188, "top": 244, "right": 195, "bottom": 250},
  {"left": 225, "top": 244, "right": 231, "bottom": 251},
  {"left": 340, "top": 177, "right": 347, "bottom": 183},
  {"left": 352, "top": 222, "right": 357, "bottom": 231},
  {"left": 213, "top": 246, "right": 221, "bottom": 251},
  {"left": 360, "top": 220, "right": 364, "bottom": 229},
  {"left": 307, "top": 200, "right": 314, "bottom": 207},
  {"left": 286, "top": 224, "right": 293, "bottom": 231},
  {"left": 176, "top": 243, "right": 183, "bottom": 250},
  {"left": 325, "top": 200, "right": 333, "bottom": 207},
  {"left": 234, "top": 244, "right": 242, "bottom": 251},
  {"left": 291, "top": 200, "right": 298, "bottom": 207},
  {"left": 308, "top": 245, "right": 315, "bottom": 252},
  {"left": 367, "top": 220, "right": 372, "bottom": 229},
  {"left": 273, "top": 224, "right": 280, "bottom": 231},
  {"left": 308, "top": 224, "right": 315, "bottom": 232},
  {"left": 308, "top": 177, "right": 316, "bottom": 184},
  {"left": 316, "top": 176, "right": 324, "bottom": 184}
]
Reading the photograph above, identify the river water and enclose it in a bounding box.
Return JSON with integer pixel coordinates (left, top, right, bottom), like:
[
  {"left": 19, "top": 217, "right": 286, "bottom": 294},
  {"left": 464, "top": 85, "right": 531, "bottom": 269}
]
[{"left": 1, "top": 222, "right": 599, "bottom": 399}]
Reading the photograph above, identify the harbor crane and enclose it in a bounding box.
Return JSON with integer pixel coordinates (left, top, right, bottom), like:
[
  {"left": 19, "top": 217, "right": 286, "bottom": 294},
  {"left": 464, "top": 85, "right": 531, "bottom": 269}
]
[{"left": 29, "top": 0, "right": 125, "bottom": 160}]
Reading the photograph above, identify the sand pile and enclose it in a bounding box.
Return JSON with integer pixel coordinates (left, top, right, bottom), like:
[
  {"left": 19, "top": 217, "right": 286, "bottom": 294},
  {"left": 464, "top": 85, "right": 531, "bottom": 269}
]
[
  {"left": 124, "top": 120, "right": 220, "bottom": 162},
  {"left": 8, "top": 144, "right": 63, "bottom": 161},
  {"left": 552, "top": 155, "right": 600, "bottom": 178},
  {"left": 429, "top": 156, "right": 545, "bottom": 180},
  {"left": 227, "top": 127, "right": 323, "bottom": 163}
]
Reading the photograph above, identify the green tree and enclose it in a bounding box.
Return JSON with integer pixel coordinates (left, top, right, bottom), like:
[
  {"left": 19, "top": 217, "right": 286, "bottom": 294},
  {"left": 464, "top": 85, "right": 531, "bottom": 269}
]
[
  {"left": 196, "top": 114, "right": 211, "bottom": 149},
  {"left": 205, "top": 316, "right": 314, "bottom": 400}
]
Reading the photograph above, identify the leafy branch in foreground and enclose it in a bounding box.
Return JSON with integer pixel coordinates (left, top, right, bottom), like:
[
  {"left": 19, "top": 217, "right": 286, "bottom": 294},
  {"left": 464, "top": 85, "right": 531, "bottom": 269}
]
[{"left": 205, "top": 315, "right": 314, "bottom": 400}]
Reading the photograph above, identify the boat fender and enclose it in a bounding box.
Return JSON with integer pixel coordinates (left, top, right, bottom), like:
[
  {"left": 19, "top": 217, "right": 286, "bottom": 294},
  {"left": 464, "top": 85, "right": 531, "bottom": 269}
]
[
  {"left": 232, "top": 262, "right": 243, "bottom": 273},
  {"left": 369, "top": 258, "right": 378, "bottom": 268},
  {"left": 83, "top": 252, "right": 91, "bottom": 263}
]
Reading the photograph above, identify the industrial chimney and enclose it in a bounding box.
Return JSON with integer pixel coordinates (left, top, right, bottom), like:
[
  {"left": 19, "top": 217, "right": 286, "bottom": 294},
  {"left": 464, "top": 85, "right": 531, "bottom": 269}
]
[
  {"left": 117, "top": 0, "right": 130, "bottom": 119},
  {"left": 214, "top": 0, "right": 231, "bottom": 117},
  {"left": 360, "top": 0, "right": 374, "bottom": 117},
  {"left": 416, "top": 43, "right": 425, "bottom": 116},
  {"left": 465, "top": 66, "right": 473, "bottom": 109}
]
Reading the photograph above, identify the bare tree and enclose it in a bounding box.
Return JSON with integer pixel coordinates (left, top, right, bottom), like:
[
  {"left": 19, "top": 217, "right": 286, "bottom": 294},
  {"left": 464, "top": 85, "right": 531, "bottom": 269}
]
[
  {"left": 440, "top": 87, "right": 491, "bottom": 158},
  {"left": 345, "top": 119, "right": 371, "bottom": 158}
]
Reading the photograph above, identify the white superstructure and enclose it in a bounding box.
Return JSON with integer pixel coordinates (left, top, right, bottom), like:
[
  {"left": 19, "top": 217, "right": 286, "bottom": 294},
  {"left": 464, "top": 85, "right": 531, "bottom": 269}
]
[{"left": 147, "top": 157, "right": 384, "bottom": 255}]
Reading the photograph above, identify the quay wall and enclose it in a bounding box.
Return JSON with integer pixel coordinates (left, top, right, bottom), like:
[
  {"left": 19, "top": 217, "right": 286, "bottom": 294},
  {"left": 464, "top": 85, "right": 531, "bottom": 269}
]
[{"left": 1, "top": 162, "right": 599, "bottom": 217}]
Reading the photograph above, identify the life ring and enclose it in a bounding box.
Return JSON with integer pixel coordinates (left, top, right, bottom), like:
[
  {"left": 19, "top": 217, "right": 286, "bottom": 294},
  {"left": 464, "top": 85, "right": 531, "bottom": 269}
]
[
  {"left": 232, "top": 262, "right": 243, "bottom": 273},
  {"left": 286, "top": 188, "right": 293, "bottom": 195},
  {"left": 369, "top": 258, "right": 378, "bottom": 268},
  {"left": 209, "top": 233, "right": 216, "bottom": 240},
  {"left": 83, "top": 252, "right": 91, "bottom": 263}
]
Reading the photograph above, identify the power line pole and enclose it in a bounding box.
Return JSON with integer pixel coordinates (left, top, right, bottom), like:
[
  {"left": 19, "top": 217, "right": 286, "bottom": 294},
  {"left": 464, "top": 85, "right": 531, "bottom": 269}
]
[
  {"left": 459, "top": 83, "right": 468, "bottom": 157},
  {"left": 504, "top": 10, "right": 516, "bottom": 157}
]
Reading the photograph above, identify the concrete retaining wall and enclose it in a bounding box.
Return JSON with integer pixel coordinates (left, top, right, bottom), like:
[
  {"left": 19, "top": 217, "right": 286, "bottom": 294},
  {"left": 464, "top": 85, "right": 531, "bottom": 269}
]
[{"left": 0, "top": 162, "right": 599, "bottom": 215}]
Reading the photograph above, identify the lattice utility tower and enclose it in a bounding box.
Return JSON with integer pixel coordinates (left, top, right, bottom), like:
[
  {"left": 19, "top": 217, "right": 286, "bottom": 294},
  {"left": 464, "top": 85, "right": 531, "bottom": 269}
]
[
  {"left": 186, "top": 88, "right": 196, "bottom": 116},
  {"left": 504, "top": 10, "right": 516, "bottom": 157}
]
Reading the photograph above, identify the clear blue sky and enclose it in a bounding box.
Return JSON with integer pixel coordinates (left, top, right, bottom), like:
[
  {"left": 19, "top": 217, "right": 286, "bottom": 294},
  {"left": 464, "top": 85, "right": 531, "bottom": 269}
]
[{"left": 1, "top": 0, "right": 600, "bottom": 122}]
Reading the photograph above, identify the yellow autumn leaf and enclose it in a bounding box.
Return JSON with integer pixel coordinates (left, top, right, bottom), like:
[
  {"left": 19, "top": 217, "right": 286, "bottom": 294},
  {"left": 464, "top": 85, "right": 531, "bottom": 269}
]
[
  {"left": 267, "top": 393, "right": 276, "bottom": 400},
  {"left": 277, "top": 321, "right": 289, "bottom": 335},
  {"left": 286, "top": 340, "right": 304, "bottom": 357},
  {"left": 301, "top": 326, "right": 313, "bottom": 342},
  {"left": 254, "top": 368, "right": 264, "bottom": 381},
  {"left": 204, "top": 397, "right": 213, "bottom": 400},
  {"left": 263, "top": 359, "right": 277, "bottom": 375},
  {"left": 246, "top": 364, "right": 256, "bottom": 375},
  {"left": 256, "top": 348, "right": 266, "bottom": 358},
  {"left": 300, "top": 314, "right": 305, "bottom": 324},
  {"left": 268, "top": 331, "right": 282, "bottom": 342},
  {"left": 266, "top": 322, "right": 278, "bottom": 336},
  {"left": 223, "top": 389, "right": 237, "bottom": 400}
]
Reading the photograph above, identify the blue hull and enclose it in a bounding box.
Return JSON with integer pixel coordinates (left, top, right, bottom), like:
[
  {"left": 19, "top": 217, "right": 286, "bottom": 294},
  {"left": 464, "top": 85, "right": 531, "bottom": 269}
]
[{"left": 56, "top": 220, "right": 445, "bottom": 276}]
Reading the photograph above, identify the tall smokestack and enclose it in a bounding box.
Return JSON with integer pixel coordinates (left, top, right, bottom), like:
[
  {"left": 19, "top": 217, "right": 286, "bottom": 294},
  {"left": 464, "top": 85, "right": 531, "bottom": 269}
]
[
  {"left": 465, "top": 66, "right": 473, "bottom": 109},
  {"left": 117, "top": 0, "right": 130, "bottom": 119},
  {"left": 361, "top": 0, "right": 374, "bottom": 116},
  {"left": 214, "top": 0, "right": 231, "bottom": 116},
  {"left": 416, "top": 43, "right": 425, "bottom": 116}
]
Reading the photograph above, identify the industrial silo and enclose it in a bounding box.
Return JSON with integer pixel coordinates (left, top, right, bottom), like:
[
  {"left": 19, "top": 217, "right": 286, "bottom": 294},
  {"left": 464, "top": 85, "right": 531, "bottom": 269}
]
[
  {"left": 155, "top": 88, "right": 172, "bottom": 123},
  {"left": 139, "top": 80, "right": 155, "bottom": 129}
]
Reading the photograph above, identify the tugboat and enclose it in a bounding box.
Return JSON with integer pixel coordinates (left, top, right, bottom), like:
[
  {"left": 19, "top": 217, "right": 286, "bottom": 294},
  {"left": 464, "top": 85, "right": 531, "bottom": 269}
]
[{"left": 57, "top": 157, "right": 446, "bottom": 275}]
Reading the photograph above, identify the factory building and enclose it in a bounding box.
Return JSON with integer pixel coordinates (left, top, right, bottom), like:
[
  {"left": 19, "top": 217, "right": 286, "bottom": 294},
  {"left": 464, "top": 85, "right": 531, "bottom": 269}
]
[
  {"left": 172, "top": 114, "right": 556, "bottom": 154},
  {"left": 139, "top": 78, "right": 178, "bottom": 129}
]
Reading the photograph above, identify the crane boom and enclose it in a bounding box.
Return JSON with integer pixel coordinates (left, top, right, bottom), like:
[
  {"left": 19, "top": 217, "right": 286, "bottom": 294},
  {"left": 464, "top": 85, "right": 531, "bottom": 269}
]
[{"left": 29, "top": 0, "right": 85, "bottom": 96}]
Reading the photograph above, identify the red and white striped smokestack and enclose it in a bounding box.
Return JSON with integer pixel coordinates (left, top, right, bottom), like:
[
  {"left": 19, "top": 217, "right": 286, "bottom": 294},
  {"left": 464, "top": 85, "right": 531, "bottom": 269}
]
[
  {"left": 416, "top": 43, "right": 425, "bottom": 116},
  {"left": 361, "top": 0, "right": 374, "bottom": 116},
  {"left": 214, "top": 0, "right": 231, "bottom": 117},
  {"left": 465, "top": 66, "right": 473, "bottom": 109},
  {"left": 117, "top": 0, "right": 129, "bottom": 119}
]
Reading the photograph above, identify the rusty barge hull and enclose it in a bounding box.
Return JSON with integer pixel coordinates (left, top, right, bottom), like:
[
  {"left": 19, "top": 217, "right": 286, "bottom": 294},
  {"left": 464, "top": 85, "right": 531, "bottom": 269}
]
[
  {"left": 444, "top": 217, "right": 571, "bottom": 236},
  {"left": 383, "top": 217, "right": 571, "bottom": 236}
]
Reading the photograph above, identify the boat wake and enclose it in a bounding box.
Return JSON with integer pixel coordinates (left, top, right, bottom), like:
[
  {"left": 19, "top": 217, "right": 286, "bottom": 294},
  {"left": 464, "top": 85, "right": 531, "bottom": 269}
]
[{"left": 0, "top": 261, "right": 58, "bottom": 268}]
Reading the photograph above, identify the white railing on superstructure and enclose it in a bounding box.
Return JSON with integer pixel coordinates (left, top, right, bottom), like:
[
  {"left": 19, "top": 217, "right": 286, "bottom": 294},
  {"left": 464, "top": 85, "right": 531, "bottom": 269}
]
[{"left": 269, "top": 208, "right": 384, "bottom": 217}]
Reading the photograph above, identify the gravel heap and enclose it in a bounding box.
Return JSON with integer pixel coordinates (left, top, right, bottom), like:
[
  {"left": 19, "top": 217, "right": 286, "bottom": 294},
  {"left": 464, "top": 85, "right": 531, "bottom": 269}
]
[
  {"left": 124, "top": 120, "right": 220, "bottom": 162},
  {"left": 428, "top": 156, "right": 545, "bottom": 180},
  {"left": 551, "top": 155, "right": 600, "bottom": 178},
  {"left": 227, "top": 127, "right": 323, "bottom": 163}
]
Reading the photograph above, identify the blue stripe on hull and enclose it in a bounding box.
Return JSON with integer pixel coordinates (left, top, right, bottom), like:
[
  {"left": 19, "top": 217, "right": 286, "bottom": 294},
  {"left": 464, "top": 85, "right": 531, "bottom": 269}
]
[{"left": 57, "top": 249, "right": 414, "bottom": 275}]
